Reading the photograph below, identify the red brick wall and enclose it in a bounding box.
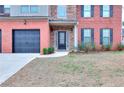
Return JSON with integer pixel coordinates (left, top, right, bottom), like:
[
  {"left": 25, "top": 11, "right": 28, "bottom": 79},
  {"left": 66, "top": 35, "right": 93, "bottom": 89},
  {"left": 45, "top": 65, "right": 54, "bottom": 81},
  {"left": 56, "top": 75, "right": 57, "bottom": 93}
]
[{"left": 77, "top": 5, "right": 122, "bottom": 50}]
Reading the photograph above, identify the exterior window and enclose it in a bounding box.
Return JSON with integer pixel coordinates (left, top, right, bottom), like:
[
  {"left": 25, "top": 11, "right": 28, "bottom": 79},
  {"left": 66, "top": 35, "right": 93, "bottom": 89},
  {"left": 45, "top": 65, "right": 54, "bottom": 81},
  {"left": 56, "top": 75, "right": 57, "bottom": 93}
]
[
  {"left": 122, "top": 22, "right": 124, "bottom": 26},
  {"left": 57, "top": 5, "right": 66, "bottom": 18},
  {"left": 100, "top": 5, "right": 113, "bottom": 17},
  {"left": 21, "top": 5, "right": 29, "bottom": 13},
  {"left": 122, "top": 29, "right": 124, "bottom": 40},
  {"left": 4, "top": 5, "right": 10, "bottom": 13},
  {"left": 81, "top": 28, "right": 94, "bottom": 47},
  {"left": 84, "top": 29, "right": 91, "bottom": 43},
  {"left": 30, "top": 5, "right": 39, "bottom": 13},
  {"left": 103, "top": 5, "right": 110, "bottom": 17},
  {"left": 100, "top": 29, "right": 113, "bottom": 45},
  {"left": 103, "top": 29, "right": 110, "bottom": 45},
  {"left": 84, "top": 5, "right": 91, "bottom": 17}
]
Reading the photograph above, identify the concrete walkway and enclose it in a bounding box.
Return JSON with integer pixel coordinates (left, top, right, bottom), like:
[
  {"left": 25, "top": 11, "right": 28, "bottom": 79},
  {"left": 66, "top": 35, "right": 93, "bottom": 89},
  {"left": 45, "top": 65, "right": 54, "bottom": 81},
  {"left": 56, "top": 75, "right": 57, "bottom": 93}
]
[
  {"left": 0, "top": 52, "right": 68, "bottom": 85},
  {"left": 0, "top": 53, "right": 40, "bottom": 84},
  {"left": 39, "top": 51, "right": 69, "bottom": 58}
]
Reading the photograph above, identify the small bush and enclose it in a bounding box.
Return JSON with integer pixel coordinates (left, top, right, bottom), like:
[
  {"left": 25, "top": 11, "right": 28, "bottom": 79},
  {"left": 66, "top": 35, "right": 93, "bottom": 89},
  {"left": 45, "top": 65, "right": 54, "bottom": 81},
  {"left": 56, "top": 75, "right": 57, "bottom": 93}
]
[
  {"left": 92, "top": 43, "right": 96, "bottom": 51},
  {"left": 51, "top": 47, "right": 54, "bottom": 53},
  {"left": 84, "top": 42, "right": 93, "bottom": 53},
  {"left": 43, "top": 48, "right": 48, "bottom": 54},
  {"left": 48, "top": 47, "right": 55, "bottom": 54},
  {"left": 78, "top": 44, "right": 84, "bottom": 51},
  {"left": 48, "top": 48, "right": 52, "bottom": 54},
  {"left": 118, "top": 44, "right": 124, "bottom": 51},
  {"left": 102, "top": 45, "right": 111, "bottom": 51}
]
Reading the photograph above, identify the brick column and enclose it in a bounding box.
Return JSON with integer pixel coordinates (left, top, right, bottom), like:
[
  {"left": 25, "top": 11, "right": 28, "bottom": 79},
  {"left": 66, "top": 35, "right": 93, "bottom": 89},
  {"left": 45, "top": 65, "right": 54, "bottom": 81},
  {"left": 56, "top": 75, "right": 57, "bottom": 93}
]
[{"left": 74, "top": 24, "right": 78, "bottom": 50}]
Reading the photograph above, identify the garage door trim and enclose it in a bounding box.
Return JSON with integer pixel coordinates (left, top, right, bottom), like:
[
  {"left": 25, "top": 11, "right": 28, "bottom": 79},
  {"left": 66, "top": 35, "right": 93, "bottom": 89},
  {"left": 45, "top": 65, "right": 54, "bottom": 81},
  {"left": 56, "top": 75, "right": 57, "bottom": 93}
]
[{"left": 12, "top": 29, "right": 40, "bottom": 53}]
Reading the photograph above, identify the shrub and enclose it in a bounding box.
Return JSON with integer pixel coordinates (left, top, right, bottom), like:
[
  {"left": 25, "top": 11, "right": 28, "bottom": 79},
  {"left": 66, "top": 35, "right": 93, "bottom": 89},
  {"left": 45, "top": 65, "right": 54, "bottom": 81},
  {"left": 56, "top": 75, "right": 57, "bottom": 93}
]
[
  {"left": 118, "top": 44, "right": 124, "bottom": 51},
  {"left": 102, "top": 45, "right": 111, "bottom": 51},
  {"left": 48, "top": 48, "right": 52, "bottom": 54},
  {"left": 51, "top": 47, "right": 54, "bottom": 53},
  {"left": 84, "top": 42, "right": 93, "bottom": 53},
  {"left": 48, "top": 47, "right": 55, "bottom": 54},
  {"left": 78, "top": 43, "right": 96, "bottom": 52},
  {"left": 78, "top": 44, "right": 84, "bottom": 51},
  {"left": 92, "top": 43, "right": 96, "bottom": 51},
  {"left": 43, "top": 48, "right": 48, "bottom": 54}
]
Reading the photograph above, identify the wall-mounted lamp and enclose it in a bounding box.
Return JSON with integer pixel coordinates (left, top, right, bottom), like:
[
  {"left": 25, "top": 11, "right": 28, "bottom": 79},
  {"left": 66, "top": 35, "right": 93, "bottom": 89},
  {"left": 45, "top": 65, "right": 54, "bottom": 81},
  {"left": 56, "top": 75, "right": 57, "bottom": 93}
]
[{"left": 24, "top": 19, "right": 27, "bottom": 25}]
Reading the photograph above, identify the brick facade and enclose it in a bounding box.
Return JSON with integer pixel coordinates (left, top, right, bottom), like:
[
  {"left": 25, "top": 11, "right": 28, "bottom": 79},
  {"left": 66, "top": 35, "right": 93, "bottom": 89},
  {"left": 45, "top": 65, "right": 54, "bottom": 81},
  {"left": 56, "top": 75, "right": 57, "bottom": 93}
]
[
  {"left": 49, "top": 5, "right": 77, "bottom": 51},
  {"left": 77, "top": 5, "right": 122, "bottom": 50},
  {"left": 49, "top": 5, "right": 77, "bottom": 20},
  {"left": 50, "top": 26, "right": 74, "bottom": 50},
  {"left": 0, "top": 5, "right": 122, "bottom": 54}
]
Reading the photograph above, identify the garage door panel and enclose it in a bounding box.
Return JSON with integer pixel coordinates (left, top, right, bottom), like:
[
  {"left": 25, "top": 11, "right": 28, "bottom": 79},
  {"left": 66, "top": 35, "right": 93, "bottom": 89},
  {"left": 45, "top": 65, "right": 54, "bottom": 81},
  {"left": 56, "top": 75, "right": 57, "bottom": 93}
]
[{"left": 13, "top": 30, "right": 40, "bottom": 53}]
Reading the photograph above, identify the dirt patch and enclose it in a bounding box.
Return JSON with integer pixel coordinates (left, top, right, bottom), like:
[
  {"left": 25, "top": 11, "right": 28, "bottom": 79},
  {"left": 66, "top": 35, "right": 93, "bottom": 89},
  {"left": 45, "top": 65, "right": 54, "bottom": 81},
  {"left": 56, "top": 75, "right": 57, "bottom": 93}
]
[{"left": 1, "top": 51, "right": 124, "bottom": 87}]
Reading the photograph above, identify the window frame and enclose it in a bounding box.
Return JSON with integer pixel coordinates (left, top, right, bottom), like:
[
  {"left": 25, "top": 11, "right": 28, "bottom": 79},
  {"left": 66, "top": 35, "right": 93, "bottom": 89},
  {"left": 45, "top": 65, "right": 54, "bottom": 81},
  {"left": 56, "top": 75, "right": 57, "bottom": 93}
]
[
  {"left": 4, "top": 5, "right": 10, "bottom": 14},
  {"left": 30, "top": 5, "right": 39, "bottom": 13},
  {"left": 20, "top": 5, "right": 29, "bottom": 13},
  {"left": 57, "top": 5, "right": 67, "bottom": 18},
  {"left": 102, "top": 29, "right": 111, "bottom": 45},
  {"left": 102, "top": 5, "right": 110, "bottom": 17},
  {"left": 83, "top": 5, "right": 92, "bottom": 17}
]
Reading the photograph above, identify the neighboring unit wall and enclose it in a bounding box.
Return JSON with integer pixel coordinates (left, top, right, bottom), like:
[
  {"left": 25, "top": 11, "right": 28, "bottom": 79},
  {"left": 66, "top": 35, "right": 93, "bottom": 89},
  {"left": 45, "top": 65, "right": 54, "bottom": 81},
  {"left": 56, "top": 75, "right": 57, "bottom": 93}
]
[
  {"left": 10, "top": 5, "right": 48, "bottom": 16},
  {"left": 0, "top": 19, "right": 50, "bottom": 54},
  {"left": 77, "top": 5, "right": 122, "bottom": 50},
  {"left": 49, "top": 5, "right": 77, "bottom": 20}
]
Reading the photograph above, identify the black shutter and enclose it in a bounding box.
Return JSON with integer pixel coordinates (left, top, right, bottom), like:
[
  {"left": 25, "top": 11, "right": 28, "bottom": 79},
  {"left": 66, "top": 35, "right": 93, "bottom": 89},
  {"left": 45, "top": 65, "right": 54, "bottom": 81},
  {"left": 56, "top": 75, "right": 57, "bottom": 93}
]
[
  {"left": 81, "top": 29, "right": 84, "bottom": 47},
  {"left": 100, "top": 5, "right": 103, "bottom": 17},
  {"left": 91, "top": 29, "right": 94, "bottom": 45},
  {"left": 110, "top": 5, "right": 113, "bottom": 17},
  {"left": 0, "top": 5, "right": 4, "bottom": 13},
  {"left": 91, "top": 5, "right": 94, "bottom": 17},
  {"left": 81, "top": 5, "right": 84, "bottom": 17},
  {"left": 110, "top": 29, "right": 113, "bottom": 45},
  {"left": 100, "top": 29, "right": 103, "bottom": 45}
]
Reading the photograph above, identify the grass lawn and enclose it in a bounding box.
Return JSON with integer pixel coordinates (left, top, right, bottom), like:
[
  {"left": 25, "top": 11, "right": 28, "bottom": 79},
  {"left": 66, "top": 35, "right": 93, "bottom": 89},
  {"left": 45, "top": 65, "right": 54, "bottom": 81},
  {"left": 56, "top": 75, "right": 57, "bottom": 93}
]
[{"left": 1, "top": 51, "right": 124, "bottom": 87}]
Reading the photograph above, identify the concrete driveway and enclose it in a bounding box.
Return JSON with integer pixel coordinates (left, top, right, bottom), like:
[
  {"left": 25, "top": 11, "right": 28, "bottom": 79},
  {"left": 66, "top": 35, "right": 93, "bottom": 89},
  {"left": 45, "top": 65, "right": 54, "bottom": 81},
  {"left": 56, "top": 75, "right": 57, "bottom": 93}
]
[{"left": 0, "top": 53, "right": 40, "bottom": 85}]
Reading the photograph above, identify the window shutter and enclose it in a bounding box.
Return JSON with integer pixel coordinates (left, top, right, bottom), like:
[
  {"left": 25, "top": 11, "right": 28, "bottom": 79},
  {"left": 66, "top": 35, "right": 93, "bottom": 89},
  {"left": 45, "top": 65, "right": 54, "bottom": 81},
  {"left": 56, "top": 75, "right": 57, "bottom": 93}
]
[
  {"left": 54, "top": 31, "right": 58, "bottom": 50},
  {"left": 91, "top": 29, "right": 94, "bottom": 45},
  {"left": 100, "top": 5, "right": 103, "bottom": 17},
  {"left": 66, "top": 32, "right": 69, "bottom": 50},
  {"left": 81, "top": 5, "right": 84, "bottom": 17},
  {"left": 0, "top": 5, "right": 4, "bottom": 13},
  {"left": 91, "top": 5, "right": 94, "bottom": 17},
  {"left": 110, "top": 5, "right": 113, "bottom": 17},
  {"left": 81, "top": 29, "right": 84, "bottom": 47},
  {"left": 100, "top": 29, "right": 103, "bottom": 44},
  {"left": 110, "top": 29, "right": 113, "bottom": 45}
]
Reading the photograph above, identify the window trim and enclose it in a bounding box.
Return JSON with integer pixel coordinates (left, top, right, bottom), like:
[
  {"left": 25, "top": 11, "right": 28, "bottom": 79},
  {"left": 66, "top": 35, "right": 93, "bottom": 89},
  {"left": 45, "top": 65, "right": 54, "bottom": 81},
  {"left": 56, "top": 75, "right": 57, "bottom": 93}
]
[
  {"left": 102, "top": 5, "right": 110, "bottom": 17},
  {"left": 81, "top": 28, "right": 94, "bottom": 47},
  {"left": 57, "top": 5, "right": 67, "bottom": 18},
  {"left": 81, "top": 5, "right": 94, "bottom": 18},
  {"left": 100, "top": 5, "right": 113, "bottom": 18},
  {"left": 30, "top": 5, "right": 39, "bottom": 13},
  {"left": 20, "top": 5, "right": 29, "bottom": 13},
  {"left": 100, "top": 28, "right": 113, "bottom": 45},
  {"left": 102, "top": 29, "right": 110, "bottom": 45},
  {"left": 83, "top": 5, "right": 92, "bottom": 18},
  {"left": 20, "top": 5, "right": 39, "bottom": 14},
  {"left": 4, "top": 5, "right": 10, "bottom": 14}
]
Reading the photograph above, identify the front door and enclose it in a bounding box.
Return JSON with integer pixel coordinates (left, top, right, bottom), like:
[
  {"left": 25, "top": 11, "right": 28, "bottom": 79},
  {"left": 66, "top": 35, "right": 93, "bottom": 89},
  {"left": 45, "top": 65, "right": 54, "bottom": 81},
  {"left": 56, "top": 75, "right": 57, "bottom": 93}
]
[{"left": 58, "top": 31, "right": 66, "bottom": 50}]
